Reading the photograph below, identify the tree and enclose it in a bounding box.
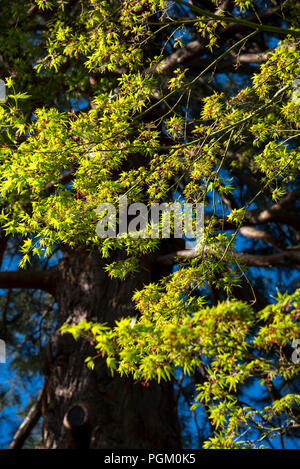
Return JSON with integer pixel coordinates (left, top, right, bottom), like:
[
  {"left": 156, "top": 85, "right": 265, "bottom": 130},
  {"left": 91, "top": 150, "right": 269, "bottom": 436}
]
[{"left": 0, "top": 0, "right": 299, "bottom": 449}]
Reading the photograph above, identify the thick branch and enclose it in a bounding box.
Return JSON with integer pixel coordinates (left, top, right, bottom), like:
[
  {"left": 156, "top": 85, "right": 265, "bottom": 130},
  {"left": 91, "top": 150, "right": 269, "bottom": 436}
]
[
  {"left": 246, "top": 208, "right": 300, "bottom": 230},
  {"left": 9, "top": 382, "right": 46, "bottom": 449},
  {"left": 157, "top": 39, "right": 204, "bottom": 74},
  {"left": 217, "top": 188, "right": 300, "bottom": 230},
  {"left": 157, "top": 248, "right": 300, "bottom": 267},
  {"left": 0, "top": 268, "right": 57, "bottom": 295},
  {"left": 261, "top": 188, "right": 300, "bottom": 213},
  {"left": 220, "top": 192, "right": 285, "bottom": 249},
  {"left": 158, "top": 41, "right": 272, "bottom": 74},
  {"left": 232, "top": 250, "right": 300, "bottom": 267},
  {"left": 239, "top": 226, "right": 284, "bottom": 250},
  {"left": 39, "top": 169, "right": 75, "bottom": 195}
]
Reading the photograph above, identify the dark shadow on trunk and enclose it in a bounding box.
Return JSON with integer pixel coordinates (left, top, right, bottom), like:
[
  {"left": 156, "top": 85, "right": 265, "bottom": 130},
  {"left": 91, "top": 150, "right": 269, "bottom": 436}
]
[{"left": 41, "top": 247, "right": 181, "bottom": 449}]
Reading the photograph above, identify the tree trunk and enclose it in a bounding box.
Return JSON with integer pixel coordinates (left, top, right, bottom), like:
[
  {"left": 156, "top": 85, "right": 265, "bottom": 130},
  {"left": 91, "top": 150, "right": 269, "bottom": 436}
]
[{"left": 41, "top": 247, "right": 181, "bottom": 449}]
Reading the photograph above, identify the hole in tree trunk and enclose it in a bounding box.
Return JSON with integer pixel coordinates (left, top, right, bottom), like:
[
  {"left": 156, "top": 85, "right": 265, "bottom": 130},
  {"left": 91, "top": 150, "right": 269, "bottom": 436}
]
[{"left": 63, "top": 404, "right": 90, "bottom": 449}]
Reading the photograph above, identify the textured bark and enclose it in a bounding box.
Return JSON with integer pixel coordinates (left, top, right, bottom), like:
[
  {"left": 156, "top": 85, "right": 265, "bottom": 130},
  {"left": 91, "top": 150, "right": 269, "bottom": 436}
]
[{"left": 41, "top": 248, "right": 181, "bottom": 449}]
